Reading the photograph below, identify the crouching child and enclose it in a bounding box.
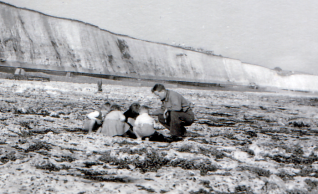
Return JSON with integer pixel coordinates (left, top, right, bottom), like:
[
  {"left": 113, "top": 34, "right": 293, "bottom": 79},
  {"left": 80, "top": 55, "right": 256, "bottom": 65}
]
[
  {"left": 121, "top": 102, "right": 140, "bottom": 139},
  {"left": 134, "top": 105, "right": 172, "bottom": 142},
  {"left": 97, "top": 104, "right": 128, "bottom": 136}
]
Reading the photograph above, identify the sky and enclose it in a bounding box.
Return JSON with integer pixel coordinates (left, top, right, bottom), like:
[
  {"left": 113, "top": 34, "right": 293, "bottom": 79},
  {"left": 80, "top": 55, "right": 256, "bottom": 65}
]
[{"left": 2, "top": 0, "right": 318, "bottom": 74}]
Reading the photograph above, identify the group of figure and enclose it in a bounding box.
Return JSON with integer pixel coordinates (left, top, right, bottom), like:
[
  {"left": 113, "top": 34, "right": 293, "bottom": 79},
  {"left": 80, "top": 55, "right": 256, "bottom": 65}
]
[{"left": 83, "top": 83, "right": 195, "bottom": 142}]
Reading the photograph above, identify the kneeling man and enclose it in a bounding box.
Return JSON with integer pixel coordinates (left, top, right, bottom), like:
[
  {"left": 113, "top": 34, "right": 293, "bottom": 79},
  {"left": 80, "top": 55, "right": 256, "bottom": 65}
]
[{"left": 151, "top": 84, "right": 195, "bottom": 140}]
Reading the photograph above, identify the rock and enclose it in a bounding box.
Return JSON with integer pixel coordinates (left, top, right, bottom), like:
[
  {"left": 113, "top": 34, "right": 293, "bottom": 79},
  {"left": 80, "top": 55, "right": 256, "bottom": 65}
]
[
  {"left": 50, "top": 112, "right": 60, "bottom": 118},
  {"left": 15, "top": 108, "right": 28, "bottom": 114},
  {"left": 262, "top": 175, "right": 287, "bottom": 194},
  {"left": 43, "top": 118, "right": 55, "bottom": 122}
]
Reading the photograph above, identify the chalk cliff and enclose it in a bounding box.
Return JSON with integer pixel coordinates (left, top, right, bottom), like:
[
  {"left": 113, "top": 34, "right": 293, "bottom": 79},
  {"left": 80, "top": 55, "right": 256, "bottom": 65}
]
[{"left": 1, "top": 2, "right": 318, "bottom": 92}]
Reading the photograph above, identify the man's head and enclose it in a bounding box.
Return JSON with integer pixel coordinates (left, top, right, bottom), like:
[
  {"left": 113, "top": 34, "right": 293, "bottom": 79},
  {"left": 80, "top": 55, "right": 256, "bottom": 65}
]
[
  {"left": 139, "top": 105, "right": 150, "bottom": 114},
  {"left": 151, "top": 84, "right": 167, "bottom": 100}
]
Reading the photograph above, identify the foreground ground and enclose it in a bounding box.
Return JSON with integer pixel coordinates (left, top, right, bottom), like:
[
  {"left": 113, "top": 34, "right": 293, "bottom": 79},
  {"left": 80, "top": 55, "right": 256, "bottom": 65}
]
[{"left": 0, "top": 78, "right": 318, "bottom": 194}]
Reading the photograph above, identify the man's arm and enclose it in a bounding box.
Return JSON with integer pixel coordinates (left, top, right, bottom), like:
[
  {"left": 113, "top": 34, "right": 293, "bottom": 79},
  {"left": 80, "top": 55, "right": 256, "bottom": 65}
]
[
  {"left": 181, "top": 101, "right": 192, "bottom": 112},
  {"left": 180, "top": 93, "right": 192, "bottom": 112},
  {"left": 167, "top": 91, "right": 188, "bottom": 111},
  {"left": 149, "top": 107, "right": 164, "bottom": 116},
  {"left": 168, "top": 91, "right": 192, "bottom": 112}
]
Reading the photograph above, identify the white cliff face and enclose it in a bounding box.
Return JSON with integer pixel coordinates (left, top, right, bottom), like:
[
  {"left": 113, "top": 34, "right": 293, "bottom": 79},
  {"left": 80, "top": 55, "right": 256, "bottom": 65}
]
[{"left": 1, "top": 2, "right": 318, "bottom": 92}]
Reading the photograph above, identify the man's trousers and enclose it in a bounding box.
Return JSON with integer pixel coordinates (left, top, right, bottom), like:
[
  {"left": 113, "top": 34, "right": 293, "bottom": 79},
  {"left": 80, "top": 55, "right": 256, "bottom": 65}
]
[{"left": 158, "top": 109, "right": 194, "bottom": 137}]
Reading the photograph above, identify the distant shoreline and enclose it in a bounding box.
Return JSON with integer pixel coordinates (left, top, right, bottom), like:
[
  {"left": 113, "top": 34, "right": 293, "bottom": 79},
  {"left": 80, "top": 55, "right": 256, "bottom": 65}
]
[{"left": 2, "top": 65, "right": 318, "bottom": 98}]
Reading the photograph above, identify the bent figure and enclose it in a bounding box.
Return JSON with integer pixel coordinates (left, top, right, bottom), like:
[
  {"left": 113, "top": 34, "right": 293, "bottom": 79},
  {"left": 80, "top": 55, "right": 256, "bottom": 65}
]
[
  {"left": 134, "top": 105, "right": 173, "bottom": 142},
  {"left": 134, "top": 105, "right": 155, "bottom": 139},
  {"left": 151, "top": 83, "right": 195, "bottom": 139},
  {"left": 97, "top": 104, "right": 127, "bottom": 136},
  {"left": 82, "top": 102, "right": 111, "bottom": 133}
]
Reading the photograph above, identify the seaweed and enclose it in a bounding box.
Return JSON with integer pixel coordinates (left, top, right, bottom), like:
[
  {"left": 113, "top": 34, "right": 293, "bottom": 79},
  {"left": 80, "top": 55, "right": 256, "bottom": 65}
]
[
  {"left": 170, "top": 159, "right": 217, "bottom": 176},
  {"left": 25, "top": 141, "right": 52, "bottom": 152},
  {"left": 0, "top": 151, "right": 17, "bottom": 164},
  {"left": 134, "top": 151, "right": 170, "bottom": 173},
  {"left": 35, "top": 161, "right": 60, "bottom": 172},
  {"left": 238, "top": 166, "right": 270, "bottom": 177}
]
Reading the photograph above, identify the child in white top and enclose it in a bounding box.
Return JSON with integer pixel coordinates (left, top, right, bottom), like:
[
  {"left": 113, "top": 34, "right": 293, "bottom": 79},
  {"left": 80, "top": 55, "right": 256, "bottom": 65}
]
[
  {"left": 134, "top": 105, "right": 156, "bottom": 140},
  {"left": 97, "top": 104, "right": 128, "bottom": 136},
  {"left": 133, "top": 105, "right": 177, "bottom": 143},
  {"left": 83, "top": 102, "right": 111, "bottom": 133}
]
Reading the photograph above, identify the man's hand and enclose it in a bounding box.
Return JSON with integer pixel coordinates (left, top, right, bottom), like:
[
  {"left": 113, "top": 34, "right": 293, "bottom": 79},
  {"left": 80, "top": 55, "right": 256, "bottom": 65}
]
[
  {"left": 182, "top": 106, "right": 189, "bottom": 112},
  {"left": 163, "top": 109, "right": 169, "bottom": 123}
]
